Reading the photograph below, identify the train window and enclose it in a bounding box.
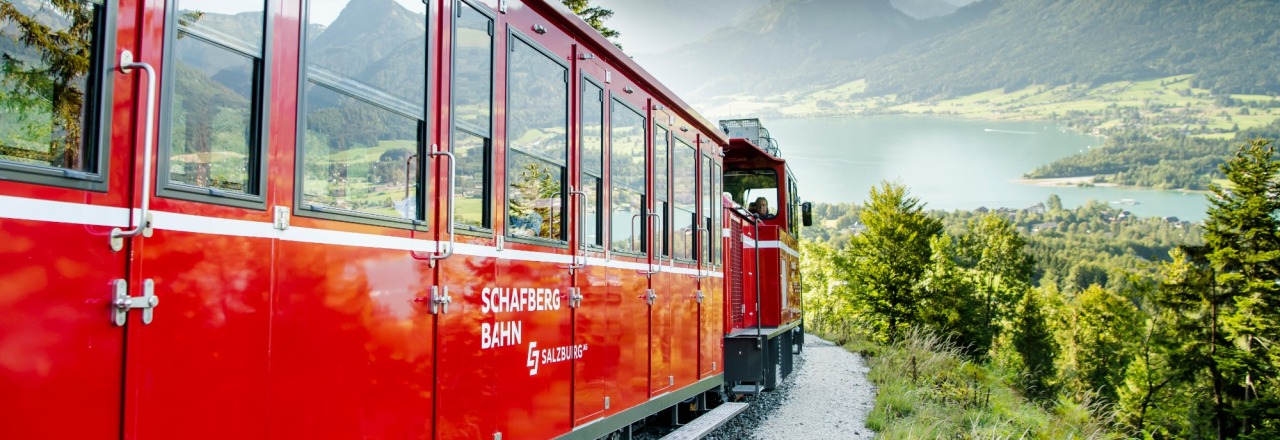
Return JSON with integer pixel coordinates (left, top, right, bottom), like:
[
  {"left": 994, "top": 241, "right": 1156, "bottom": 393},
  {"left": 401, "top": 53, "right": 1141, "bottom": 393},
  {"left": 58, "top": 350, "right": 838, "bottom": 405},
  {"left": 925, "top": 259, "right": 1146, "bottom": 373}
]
[
  {"left": 701, "top": 152, "right": 711, "bottom": 263},
  {"left": 580, "top": 78, "right": 604, "bottom": 248},
  {"left": 712, "top": 162, "right": 722, "bottom": 266},
  {"left": 453, "top": 1, "right": 494, "bottom": 230},
  {"left": 609, "top": 97, "right": 645, "bottom": 255},
  {"left": 672, "top": 138, "right": 696, "bottom": 261},
  {"left": 159, "top": 0, "right": 269, "bottom": 203},
  {"left": 506, "top": 34, "right": 568, "bottom": 241},
  {"left": 653, "top": 124, "right": 669, "bottom": 258},
  {"left": 789, "top": 177, "right": 799, "bottom": 235},
  {"left": 725, "top": 169, "right": 778, "bottom": 219},
  {"left": 299, "top": 0, "right": 427, "bottom": 223},
  {"left": 0, "top": 0, "right": 110, "bottom": 188}
]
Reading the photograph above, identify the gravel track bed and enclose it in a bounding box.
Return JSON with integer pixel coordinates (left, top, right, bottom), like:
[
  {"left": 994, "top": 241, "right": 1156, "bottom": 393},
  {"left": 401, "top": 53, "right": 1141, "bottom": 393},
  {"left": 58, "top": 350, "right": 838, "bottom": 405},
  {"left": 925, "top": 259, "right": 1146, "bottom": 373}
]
[
  {"left": 708, "top": 334, "right": 876, "bottom": 440},
  {"left": 635, "top": 334, "right": 875, "bottom": 440}
]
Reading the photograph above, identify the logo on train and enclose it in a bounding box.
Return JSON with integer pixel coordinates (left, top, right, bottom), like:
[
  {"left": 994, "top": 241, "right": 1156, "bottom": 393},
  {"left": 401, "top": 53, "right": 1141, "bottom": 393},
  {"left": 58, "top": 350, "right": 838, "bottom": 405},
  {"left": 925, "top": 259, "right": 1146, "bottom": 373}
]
[
  {"left": 478, "top": 286, "right": 587, "bottom": 374},
  {"left": 526, "top": 341, "right": 588, "bottom": 375}
]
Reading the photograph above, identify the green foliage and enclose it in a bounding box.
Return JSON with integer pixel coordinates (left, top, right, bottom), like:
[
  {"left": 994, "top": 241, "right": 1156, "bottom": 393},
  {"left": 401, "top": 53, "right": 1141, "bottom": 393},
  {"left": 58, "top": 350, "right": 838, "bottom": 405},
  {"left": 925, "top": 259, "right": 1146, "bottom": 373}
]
[
  {"left": 559, "top": 0, "right": 620, "bottom": 47},
  {"left": 1025, "top": 129, "right": 1280, "bottom": 191},
  {"left": 1202, "top": 139, "right": 1280, "bottom": 438},
  {"left": 1008, "top": 288, "right": 1060, "bottom": 405},
  {"left": 856, "top": 329, "right": 1112, "bottom": 438},
  {"left": 1061, "top": 285, "right": 1141, "bottom": 404},
  {"left": 840, "top": 181, "right": 943, "bottom": 343},
  {"left": 0, "top": 0, "right": 96, "bottom": 168}
]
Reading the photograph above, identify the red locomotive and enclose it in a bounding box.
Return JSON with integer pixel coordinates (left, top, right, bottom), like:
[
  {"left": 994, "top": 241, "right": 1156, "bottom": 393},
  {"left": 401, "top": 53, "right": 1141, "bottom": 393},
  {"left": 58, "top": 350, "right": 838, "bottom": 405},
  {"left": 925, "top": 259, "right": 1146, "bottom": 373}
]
[{"left": 0, "top": 0, "right": 809, "bottom": 438}]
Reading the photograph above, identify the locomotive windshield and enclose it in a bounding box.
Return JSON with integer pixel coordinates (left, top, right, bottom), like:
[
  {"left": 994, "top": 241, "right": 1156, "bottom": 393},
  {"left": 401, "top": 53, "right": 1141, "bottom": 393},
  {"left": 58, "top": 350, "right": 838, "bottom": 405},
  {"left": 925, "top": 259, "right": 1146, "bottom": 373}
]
[{"left": 724, "top": 169, "right": 778, "bottom": 218}]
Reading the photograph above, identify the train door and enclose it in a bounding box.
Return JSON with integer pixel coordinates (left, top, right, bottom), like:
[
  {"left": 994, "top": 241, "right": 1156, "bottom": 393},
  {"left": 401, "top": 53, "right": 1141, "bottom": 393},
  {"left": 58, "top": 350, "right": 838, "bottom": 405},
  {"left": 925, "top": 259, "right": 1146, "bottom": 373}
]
[
  {"left": 434, "top": 5, "right": 575, "bottom": 438},
  {"left": 118, "top": 0, "right": 286, "bottom": 437},
  {"left": 0, "top": 0, "right": 141, "bottom": 437},
  {"left": 699, "top": 156, "right": 724, "bottom": 378},
  {"left": 669, "top": 134, "right": 701, "bottom": 388},
  {"left": 272, "top": 0, "right": 437, "bottom": 436},
  {"left": 607, "top": 87, "right": 657, "bottom": 403},
  {"left": 649, "top": 107, "right": 678, "bottom": 395},
  {"left": 573, "top": 63, "right": 613, "bottom": 424}
]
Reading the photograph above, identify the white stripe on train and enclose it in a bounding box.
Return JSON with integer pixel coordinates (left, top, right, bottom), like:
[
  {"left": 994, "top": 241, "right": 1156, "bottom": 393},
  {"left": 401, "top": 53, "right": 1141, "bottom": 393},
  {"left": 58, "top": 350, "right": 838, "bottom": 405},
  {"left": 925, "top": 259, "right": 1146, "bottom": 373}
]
[{"left": 1, "top": 195, "right": 724, "bottom": 277}]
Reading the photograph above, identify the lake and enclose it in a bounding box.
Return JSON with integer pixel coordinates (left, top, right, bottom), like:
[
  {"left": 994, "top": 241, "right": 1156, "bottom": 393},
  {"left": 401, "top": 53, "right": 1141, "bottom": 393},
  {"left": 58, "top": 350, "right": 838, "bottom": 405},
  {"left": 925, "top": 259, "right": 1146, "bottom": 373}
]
[{"left": 767, "top": 116, "right": 1210, "bottom": 221}]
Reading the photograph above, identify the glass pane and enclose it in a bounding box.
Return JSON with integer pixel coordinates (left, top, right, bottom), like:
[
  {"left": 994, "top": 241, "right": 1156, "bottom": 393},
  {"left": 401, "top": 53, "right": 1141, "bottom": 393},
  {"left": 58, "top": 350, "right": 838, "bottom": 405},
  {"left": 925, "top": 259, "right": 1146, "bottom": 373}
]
[
  {"left": 713, "top": 164, "right": 722, "bottom": 262},
  {"left": 673, "top": 207, "right": 695, "bottom": 261},
  {"left": 702, "top": 155, "right": 711, "bottom": 262},
  {"left": 454, "top": 3, "right": 491, "bottom": 134},
  {"left": 0, "top": 0, "right": 102, "bottom": 170},
  {"left": 176, "top": 0, "right": 265, "bottom": 54},
  {"left": 302, "top": 84, "right": 419, "bottom": 218},
  {"left": 583, "top": 175, "right": 601, "bottom": 247},
  {"left": 454, "top": 130, "right": 487, "bottom": 228},
  {"left": 653, "top": 125, "right": 668, "bottom": 201},
  {"left": 508, "top": 39, "right": 567, "bottom": 164},
  {"left": 610, "top": 186, "right": 642, "bottom": 254},
  {"left": 168, "top": 36, "right": 256, "bottom": 194},
  {"left": 306, "top": 0, "right": 426, "bottom": 109},
  {"left": 508, "top": 152, "right": 563, "bottom": 240},
  {"left": 673, "top": 140, "right": 696, "bottom": 209},
  {"left": 609, "top": 100, "right": 644, "bottom": 192},
  {"left": 658, "top": 200, "right": 668, "bottom": 257},
  {"left": 580, "top": 82, "right": 602, "bottom": 175},
  {"left": 725, "top": 169, "right": 779, "bottom": 218}
]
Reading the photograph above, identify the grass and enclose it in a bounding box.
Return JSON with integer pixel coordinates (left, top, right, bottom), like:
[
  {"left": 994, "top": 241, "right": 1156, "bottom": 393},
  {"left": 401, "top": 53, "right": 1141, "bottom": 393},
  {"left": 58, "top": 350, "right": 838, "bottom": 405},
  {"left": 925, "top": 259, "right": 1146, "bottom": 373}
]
[{"left": 819, "top": 328, "right": 1116, "bottom": 439}]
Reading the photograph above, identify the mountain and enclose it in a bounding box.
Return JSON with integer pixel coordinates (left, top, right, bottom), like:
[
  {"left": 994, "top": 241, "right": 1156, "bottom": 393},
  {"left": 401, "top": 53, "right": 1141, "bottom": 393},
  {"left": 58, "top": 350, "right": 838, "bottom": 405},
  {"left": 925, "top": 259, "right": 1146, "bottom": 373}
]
[
  {"left": 644, "top": 0, "right": 1280, "bottom": 104},
  {"left": 865, "top": 0, "right": 1280, "bottom": 99},
  {"left": 643, "top": 0, "right": 930, "bottom": 101}
]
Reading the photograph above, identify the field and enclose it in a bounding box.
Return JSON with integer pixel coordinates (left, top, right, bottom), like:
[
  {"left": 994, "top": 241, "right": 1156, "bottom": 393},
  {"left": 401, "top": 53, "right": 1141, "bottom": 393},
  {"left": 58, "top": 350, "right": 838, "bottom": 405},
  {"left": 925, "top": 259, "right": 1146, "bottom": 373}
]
[{"left": 707, "top": 74, "right": 1280, "bottom": 140}]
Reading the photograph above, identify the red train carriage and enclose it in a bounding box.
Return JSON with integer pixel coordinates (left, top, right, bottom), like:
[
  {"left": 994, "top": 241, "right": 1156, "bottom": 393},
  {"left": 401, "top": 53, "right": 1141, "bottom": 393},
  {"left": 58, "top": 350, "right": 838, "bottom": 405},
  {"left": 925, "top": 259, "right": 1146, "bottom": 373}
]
[
  {"left": 719, "top": 119, "right": 810, "bottom": 393},
  {"left": 0, "top": 0, "right": 804, "bottom": 439}
]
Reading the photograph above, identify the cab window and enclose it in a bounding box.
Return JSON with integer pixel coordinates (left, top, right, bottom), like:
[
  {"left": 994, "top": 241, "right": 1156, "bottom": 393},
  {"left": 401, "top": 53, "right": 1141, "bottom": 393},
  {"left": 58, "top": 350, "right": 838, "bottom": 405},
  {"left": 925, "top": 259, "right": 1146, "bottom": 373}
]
[{"left": 725, "top": 169, "right": 778, "bottom": 219}]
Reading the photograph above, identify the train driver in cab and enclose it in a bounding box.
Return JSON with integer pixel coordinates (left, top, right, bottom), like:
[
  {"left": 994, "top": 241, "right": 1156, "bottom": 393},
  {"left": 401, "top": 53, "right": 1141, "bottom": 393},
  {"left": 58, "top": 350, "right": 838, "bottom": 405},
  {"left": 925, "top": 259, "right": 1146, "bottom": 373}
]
[{"left": 749, "top": 196, "right": 773, "bottom": 218}]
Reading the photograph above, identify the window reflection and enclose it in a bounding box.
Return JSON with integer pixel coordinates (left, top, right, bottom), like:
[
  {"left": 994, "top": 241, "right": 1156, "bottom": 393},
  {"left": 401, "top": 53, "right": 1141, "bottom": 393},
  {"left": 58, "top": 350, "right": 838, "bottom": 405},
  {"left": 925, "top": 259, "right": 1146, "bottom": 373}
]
[
  {"left": 453, "top": 2, "right": 492, "bottom": 229},
  {"left": 166, "top": 0, "right": 266, "bottom": 196},
  {"left": 673, "top": 139, "right": 697, "bottom": 260},
  {"left": 610, "top": 100, "right": 645, "bottom": 254},
  {"left": 506, "top": 36, "right": 567, "bottom": 241},
  {"left": 581, "top": 80, "right": 604, "bottom": 247},
  {"left": 453, "top": 131, "right": 487, "bottom": 227},
  {"left": 654, "top": 125, "right": 669, "bottom": 257},
  {"left": 0, "top": 0, "right": 103, "bottom": 171},
  {"left": 302, "top": 86, "right": 419, "bottom": 218},
  {"left": 301, "top": 0, "right": 428, "bottom": 219},
  {"left": 508, "top": 152, "right": 563, "bottom": 239}
]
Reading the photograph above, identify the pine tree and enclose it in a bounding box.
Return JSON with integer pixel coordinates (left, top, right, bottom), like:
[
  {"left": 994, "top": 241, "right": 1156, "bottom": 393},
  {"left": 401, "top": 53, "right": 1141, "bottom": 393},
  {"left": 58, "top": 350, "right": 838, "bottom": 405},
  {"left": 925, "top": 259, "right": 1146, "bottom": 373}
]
[
  {"left": 1010, "top": 287, "right": 1059, "bottom": 405},
  {"left": 1203, "top": 139, "right": 1280, "bottom": 438},
  {"left": 839, "top": 181, "right": 942, "bottom": 343},
  {"left": 0, "top": 0, "right": 97, "bottom": 168},
  {"left": 560, "top": 0, "right": 621, "bottom": 48}
]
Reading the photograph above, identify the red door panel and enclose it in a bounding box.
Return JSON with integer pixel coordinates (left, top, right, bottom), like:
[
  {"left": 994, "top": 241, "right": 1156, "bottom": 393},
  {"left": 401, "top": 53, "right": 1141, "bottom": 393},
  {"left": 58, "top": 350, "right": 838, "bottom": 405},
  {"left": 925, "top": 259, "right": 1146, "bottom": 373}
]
[
  {"left": 270, "top": 240, "right": 435, "bottom": 439},
  {"left": 573, "top": 252, "right": 613, "bottom": 424},
  {"left": 0, "top": 0, "right": 142, "bottom": 437},
  {"left": 126, "top": 228, "right": 272, "bottom": 439}
]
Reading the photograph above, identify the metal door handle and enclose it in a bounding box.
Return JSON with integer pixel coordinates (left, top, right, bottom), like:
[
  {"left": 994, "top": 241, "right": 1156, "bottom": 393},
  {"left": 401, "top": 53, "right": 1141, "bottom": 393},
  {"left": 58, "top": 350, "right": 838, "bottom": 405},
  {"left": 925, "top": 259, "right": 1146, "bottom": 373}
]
[
  {"left": 111, "top": 50, "right": 157, "bottom": 252},
  {"left": 411, "top": 145, "right": 455, "bottom": 265},
  {"left": 561, "top": 186, "right": 587, "bottom": 270}
]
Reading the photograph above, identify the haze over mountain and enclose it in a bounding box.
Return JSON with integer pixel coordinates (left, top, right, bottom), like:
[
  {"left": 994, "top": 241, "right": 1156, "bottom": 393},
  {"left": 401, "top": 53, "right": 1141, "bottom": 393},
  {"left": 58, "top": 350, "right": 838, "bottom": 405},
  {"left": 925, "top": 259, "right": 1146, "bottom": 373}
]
[{"left": 628, "top": 0, "right": 1280, "bottom": 108}]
